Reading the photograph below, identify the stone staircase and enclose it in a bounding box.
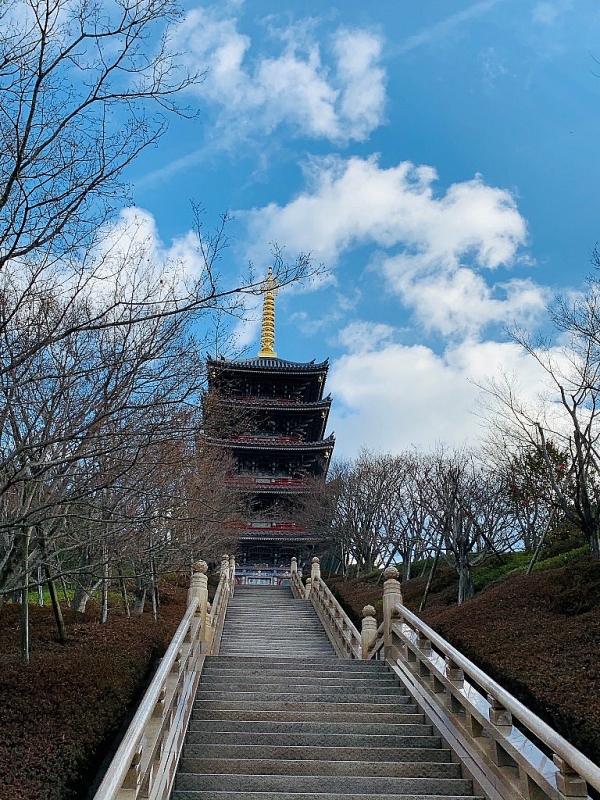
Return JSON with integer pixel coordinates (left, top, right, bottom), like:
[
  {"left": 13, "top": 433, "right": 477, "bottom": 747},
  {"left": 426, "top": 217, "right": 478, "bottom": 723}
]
[
  {"left": 171, "top": 586, "right": 483, "bottom": 800},
  {"left": 218, "top": 586, "right": 335, "bottom": 658}
]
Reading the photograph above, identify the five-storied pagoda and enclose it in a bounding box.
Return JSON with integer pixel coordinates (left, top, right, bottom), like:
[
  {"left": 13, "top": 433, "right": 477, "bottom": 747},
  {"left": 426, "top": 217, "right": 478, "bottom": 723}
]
[{"left": 204, "top": 267, "right": 335, "bottom": 585}]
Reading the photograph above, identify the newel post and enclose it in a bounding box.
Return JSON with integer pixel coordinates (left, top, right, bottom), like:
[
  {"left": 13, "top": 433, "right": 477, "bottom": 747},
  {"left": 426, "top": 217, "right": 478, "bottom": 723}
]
[
  {"left": 361, "top": 605, "right": 377, "bottom": 659},
  {"left": 383, "top": 566, "right": 402, "bottom": 658},
  {"left": 304, "top": 577, "right": 312, "bottom": 599},
  {"left": 229, "top": 555, "right": 236, "bottom": 595},
  {"left": 221, "top": 553, "right": 229, "bottom": 577},
  {"left": 311, "top": 557, "right": 321, "bottom": 583},
  {"left": 291, "top": 557, "right": 298, "bottom": 574},
  {"left": 188, "top": 560, "right": 209, "bottom": 639}
]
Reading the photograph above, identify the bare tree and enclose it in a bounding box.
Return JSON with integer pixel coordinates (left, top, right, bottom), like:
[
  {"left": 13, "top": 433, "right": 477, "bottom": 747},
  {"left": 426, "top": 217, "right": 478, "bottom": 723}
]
[
  {"left": 0, "top": 0, "right": 199, "bottom": 272},
  {"left": 327, "top": 452, "right": 401, "bottom": 574},
  {"left": 481, "top": 330, "right": 600, "bottom": 559},
  {"left": 425, "top": 448, "right": 514, "bottom": 604}
]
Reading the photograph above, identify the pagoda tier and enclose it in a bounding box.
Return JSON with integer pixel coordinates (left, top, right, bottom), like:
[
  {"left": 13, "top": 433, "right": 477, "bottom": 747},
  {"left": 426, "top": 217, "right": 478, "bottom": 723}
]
[
  {"left": 208, "top": 397, "right": 332, "bottom": 442},
  {"left": 207, "top": 356, "right": 329, "bottom": 404},
  {"left": 232, "top": 520, "right": 318, "bottom": 542},
  {"left": 225, "top": 476, "right": 311, "bottom": 493},
  {"left": 206, "top": 435, "right": 333, "bottom": 473}
]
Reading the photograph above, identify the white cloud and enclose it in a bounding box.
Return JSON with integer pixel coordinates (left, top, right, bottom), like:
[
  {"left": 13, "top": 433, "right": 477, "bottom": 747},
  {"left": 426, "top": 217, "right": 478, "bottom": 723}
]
[
  {"left": 245, "top": 156, "right": 526, "bottom": 267},
  {"left": 83, "top": 207, "right": 212, "bottom": 308},
  {"left": 383, "top": 262, "right": 549, "bottom": 337},
  {"left": 244, "top": 155, "right": 539, "bottom": 336},
  {"left": 327, "top": 330, "right": 551, "bottom": 457},
  {"left": 174, "top": 7, "right": 386, "bottom": 144},
  {"left": 532, "top": 1, "right": 572, "bottom": 25}
]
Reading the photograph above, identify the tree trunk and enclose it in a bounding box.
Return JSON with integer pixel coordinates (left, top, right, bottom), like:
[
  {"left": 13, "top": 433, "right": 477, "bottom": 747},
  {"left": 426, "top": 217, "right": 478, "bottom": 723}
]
[
  {"left": 100, "top": 543, "right": 109, "bottom": 624},
  {"left": 134, "top": 576, "right": 146, "bottom": 613},
  {"left": 457, "top": 558, "right": 474, "bottom": 604},
  {"left": 588, "top": 523, "right": 600, "bottom": 558},
  {"left": 45, "top": 566, "right": 67, "bottom": 644},
  {"left": 37, "top": 567, "right": 44, "bottom": 606},
  {"left": 419, "top": 538, "right": 442, "bottom": 613},
  {"left": 118, "top": 567, "right": 131, "bottom": 619},
  {"left": 21, "top": 528, "right": 32, "bottom": 665}
]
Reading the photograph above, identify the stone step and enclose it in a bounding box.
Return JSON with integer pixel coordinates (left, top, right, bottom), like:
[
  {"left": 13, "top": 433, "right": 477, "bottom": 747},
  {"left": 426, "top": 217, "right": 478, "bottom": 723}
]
[
  {"left": 188, "top": 720, "right": 433, "bottom": 736},
  {"left": 201, "top": 666, "right": 387, "bottom": 677},
  {"left": 178, "top": 758, "right": 461, "bottom": 779},
  {"left": 184, "top": 731, "right": 442, "bottom": 748},
  {"left": 191, "top": 709, "right": 423, "bottom": 723},
  {"left": 204, "top": 656, "right": 384, "bottom": 664},
  {"left": 174, "top": 587, "right": 476, "bottom": 800},
  {"left": 175, "top": 774, "right": 474, "bottom": 795},
  {"left": 193, "top": 699, "right": 416, "bottom": 713},
  {"left": 194, "top": 691, "right": 408, "bottom": 703},
  {"left": 199, "top": 674, "right": 398, "bottom": 686},
  {"left": 181, "top": 744, "right": 454, "bottom": 763},
  {"left": 173, "top": 792, "right": 482, "bottom": 800},
  {"left": 200, "top": 676, "right": 398, "bottom": 696},
  {"left": 205, "top": 656, "right": 347, "bottom": 665}
]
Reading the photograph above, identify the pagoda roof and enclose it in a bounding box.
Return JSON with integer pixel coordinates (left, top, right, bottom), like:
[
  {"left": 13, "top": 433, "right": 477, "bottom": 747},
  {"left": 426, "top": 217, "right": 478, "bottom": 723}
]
[
  {"left": 208, "top": 355, "right": 329, "bottom": 374},
  {"left": 225, "top": 476, "right": 310, "bottom": 493},
  {"left": 205, "top": 433, "right": 335, "bottom": 452},
  {"left": 216, "top": 395, "right": 332, "bottom": 409}
]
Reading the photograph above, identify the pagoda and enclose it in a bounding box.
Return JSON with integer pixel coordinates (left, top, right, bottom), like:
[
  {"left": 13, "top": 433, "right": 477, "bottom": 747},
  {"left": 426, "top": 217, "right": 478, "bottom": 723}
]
[{"left": 204, "top": 268, "right": 335, "bottom": 585}]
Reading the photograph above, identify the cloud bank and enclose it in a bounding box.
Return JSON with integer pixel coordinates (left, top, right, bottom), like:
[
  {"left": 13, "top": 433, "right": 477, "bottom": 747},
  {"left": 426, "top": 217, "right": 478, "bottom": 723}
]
[{"left": 175, "top": 6, "right": 386, "bottom": 144}]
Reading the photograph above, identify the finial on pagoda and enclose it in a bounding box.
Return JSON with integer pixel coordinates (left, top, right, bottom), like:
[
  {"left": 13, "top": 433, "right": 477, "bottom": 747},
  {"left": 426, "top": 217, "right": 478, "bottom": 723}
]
[{"left": 258, "top": 265, "right": 278, "bottom": 358}]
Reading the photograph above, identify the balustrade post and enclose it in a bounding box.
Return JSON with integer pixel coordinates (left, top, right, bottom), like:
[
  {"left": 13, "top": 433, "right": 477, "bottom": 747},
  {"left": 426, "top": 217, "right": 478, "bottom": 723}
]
[
  {"left": 383, "top": 566, "right": 402, "bottom": 658},
  {"left": 304, "top": 577, "right": 312, "bottom": 599},
  {"left": 361, "top": 605, "right": 377, "bottom": 659},
  {"left": 445, "top": 657, "right": 464, "bottom": 684},
  {"left": 291, "top": 557, "right": 298, "bottom": 574},
  {"left": 188, "top": 561, "right": 209, "bottom": 642},
  {"left": 221, "top": 553, "right": 229, "bottom": 577},
  {"left": 311, "top": 557, "right": 321, "bottom": 584},
  {"left": 487, "top": 694, "right": 512, "bottom": 727},
  {"left": 121, "top": 740, "right": 144, "bottom": 791},
  {"left": 204, "top": 601, "right": 213, "bottom": 650},
  {"left": 229, "top": 555, "right": 236, "bottom": 596},
  {"left": 553, "top": 756, "right": 587, "bottom": 797}
]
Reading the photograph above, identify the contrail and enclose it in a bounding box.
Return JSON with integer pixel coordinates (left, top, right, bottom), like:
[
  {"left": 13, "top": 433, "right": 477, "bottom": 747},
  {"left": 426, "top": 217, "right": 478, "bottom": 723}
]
[{"left": 394, "top": 0, "right": 504, "bottom": 56}]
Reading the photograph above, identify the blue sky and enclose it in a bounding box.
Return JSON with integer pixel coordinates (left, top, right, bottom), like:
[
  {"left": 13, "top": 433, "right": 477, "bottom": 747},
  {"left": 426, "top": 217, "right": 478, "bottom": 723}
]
[{"left": 123, "top": 0, "right": 600, "bottom": 457}]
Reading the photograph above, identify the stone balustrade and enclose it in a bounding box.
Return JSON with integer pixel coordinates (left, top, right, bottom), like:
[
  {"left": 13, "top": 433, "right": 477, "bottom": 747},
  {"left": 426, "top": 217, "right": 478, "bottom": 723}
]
[
  {"left": 380, "top": 566, "right": 600, "bottom": 800},
  {"left": 302, "top": 557, "right": 362, "bottom": 659},
  {"left": 93, "top": 556, "right": 235, "bottom": 800},
  {"left": 289, "top": 556, "right": 305, "bottom": 599}
]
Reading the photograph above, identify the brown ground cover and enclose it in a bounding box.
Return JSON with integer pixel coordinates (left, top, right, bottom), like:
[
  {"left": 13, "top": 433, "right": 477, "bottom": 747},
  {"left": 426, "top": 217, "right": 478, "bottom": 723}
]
[
  {"left": 326, "top": 557, "right": 600, "bottom": 767},
  {"left": 0, "top": 583, "right": 188, "bottom": 800}
]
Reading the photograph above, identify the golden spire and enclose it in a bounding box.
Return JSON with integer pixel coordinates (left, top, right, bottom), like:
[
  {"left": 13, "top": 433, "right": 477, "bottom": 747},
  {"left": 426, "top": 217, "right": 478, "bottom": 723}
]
[{"left": 258, "top": 265, "right": 278, "bottom": 358}]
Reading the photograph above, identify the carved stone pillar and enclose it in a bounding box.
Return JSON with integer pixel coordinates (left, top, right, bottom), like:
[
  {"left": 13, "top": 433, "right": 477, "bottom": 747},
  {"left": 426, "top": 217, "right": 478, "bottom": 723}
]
[
  {"left": 361, "top": 605, "right": 377, "bottom": 659},
  {"left": 382, "top": 566, "right": 402, "bottom": 658},
  {"left": 229, "top": 555, "right": 236, "bottom": 595},
  {"left": 311, "top": 557, "right": 321, "bottom": 583},
  {"left": 188, "top": 561, "right": 208, "bottom": 641}
]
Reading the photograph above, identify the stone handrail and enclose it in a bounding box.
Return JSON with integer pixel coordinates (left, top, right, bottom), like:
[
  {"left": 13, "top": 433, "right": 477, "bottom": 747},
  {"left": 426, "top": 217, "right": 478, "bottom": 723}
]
[
  {"left": 380, "top": 566, "right": 600, "bottom": 800},
  {"left": 289, "top": 557, "right": 305, "bottom": 599},
  {"left": 367, "top": 620, "right": 385, "bottom": 660},
  {"left": 305, "top": 558, "right": 362, "bottom": 659},
  {"left": 93, "top": 556, "right": 235, "bottom": 800}
]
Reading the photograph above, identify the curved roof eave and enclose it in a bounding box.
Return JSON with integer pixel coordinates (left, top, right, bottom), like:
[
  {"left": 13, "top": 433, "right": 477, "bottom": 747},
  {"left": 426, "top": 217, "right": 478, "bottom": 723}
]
[{"left": 207, "top": 355, "right": 329, "bottom": 373}]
